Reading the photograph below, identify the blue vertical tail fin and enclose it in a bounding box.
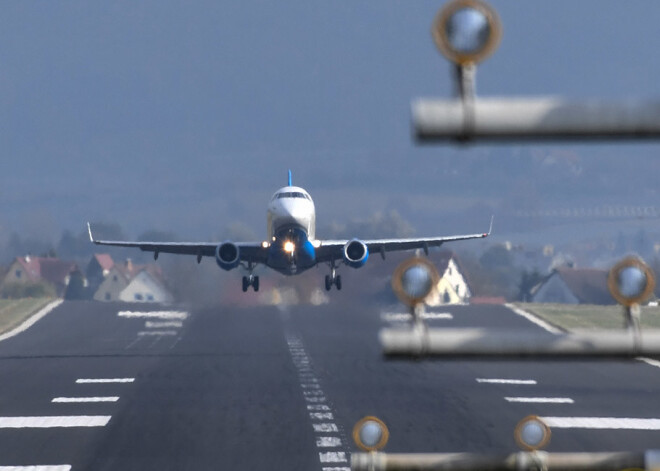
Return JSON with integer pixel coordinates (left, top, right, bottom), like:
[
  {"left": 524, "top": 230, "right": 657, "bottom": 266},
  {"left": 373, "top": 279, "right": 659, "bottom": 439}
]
[{"left": 288, "top": 169, "right": 292, "bottom": 186}]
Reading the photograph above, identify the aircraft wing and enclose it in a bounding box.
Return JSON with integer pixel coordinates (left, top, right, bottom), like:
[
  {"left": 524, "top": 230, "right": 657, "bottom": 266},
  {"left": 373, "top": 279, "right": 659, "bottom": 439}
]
[
  {"left": 87, "top": 223, "right": 268, "bottom": 264},
  {"left": 315, "top": 217, "right": 493, "bottom": 264}
]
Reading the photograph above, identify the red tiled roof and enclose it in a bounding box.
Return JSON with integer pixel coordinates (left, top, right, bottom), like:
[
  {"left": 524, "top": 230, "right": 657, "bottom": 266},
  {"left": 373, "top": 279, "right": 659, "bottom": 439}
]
[
  {"left": 15, "top": 257, "right": 78, "bottom": 285},
  {"left": 93, "top": 254, "right": 114, "bottom": 272},
  {"left": 555, "top": 267, "right": 615, "bottom": 305}
]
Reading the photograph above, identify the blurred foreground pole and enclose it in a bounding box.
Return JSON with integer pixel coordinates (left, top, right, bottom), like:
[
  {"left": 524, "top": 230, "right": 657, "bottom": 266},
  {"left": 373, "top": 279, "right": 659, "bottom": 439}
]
[
  {"left": 352, "top": 450, "right": 658, "bottom": 471},
  {"left": 379, "top": 328, "right": 660, "bottom": 358},
  {"left": 413, "top": 98, "right": 660, "bottom": 142}
]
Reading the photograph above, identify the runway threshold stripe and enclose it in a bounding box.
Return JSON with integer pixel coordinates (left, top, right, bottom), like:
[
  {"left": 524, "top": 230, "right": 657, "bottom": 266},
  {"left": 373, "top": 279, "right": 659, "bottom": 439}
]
[
  {"left": 118, "top": 311, "right": 189, "bottom": 320},
  {"left": 137, "top": 330, "right": 178, "bottom": 336},
  {"left": 319, "top": 452, "right": 347, "bottom": 463},
  {"left": 505, "top": 397, "right": 574, "bottom": 403},
  {"left": 76, "top": 378, "right": 134, "bottom": 384},
  {"left": 0, "top": 416, "right": 111, "bottom": 428},
  {"left": 476, "top": 379, "right": 537, "bottom": 385},
  {"left": 541, "top": 417, "right": 660, "bottom": 430},
  {"left": 52, "top": 397, "right": 119, "bottom": 403},
  {"left": 0, "top": 467, "right": 71, "bottom": 471},
  {"left": 145, "top": 321, "right": 183, "bottom": 329}
]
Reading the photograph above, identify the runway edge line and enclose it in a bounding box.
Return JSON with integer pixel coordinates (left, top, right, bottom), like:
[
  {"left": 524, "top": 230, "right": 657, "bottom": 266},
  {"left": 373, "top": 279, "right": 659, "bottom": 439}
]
[{"left": 0, "top": 300, "right": 63, "bottom": 343}]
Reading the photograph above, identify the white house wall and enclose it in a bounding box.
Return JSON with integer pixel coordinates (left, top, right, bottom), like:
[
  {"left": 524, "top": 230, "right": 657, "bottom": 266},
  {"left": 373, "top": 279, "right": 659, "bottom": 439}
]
[{"left": 119, "top": 271, "right": 173, "bottom": 304}]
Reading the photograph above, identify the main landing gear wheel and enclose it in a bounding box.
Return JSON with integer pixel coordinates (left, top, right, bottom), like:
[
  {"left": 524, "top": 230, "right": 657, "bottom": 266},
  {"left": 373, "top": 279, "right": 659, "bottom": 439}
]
[
  {"left": 324, "top": 271, "right": 342, "bottom": 291},
  {"left": 242, "top": 275, "right": 260, "bottom": 292}
]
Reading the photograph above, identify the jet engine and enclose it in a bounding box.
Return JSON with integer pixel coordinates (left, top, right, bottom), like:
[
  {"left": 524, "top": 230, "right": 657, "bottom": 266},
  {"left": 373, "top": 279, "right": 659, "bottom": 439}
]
[
  {"left": 216, "top": 241, "right": 240, "bottom": 270},
  {"left": 343, "top": 239, "right": 369, "bottom": 268}
]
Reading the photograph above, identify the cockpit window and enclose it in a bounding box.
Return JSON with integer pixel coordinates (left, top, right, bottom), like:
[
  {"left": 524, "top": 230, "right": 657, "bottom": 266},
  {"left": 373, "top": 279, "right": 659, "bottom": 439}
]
[{"left": 276, "top": 192, "right": 310, "bottom": 200}]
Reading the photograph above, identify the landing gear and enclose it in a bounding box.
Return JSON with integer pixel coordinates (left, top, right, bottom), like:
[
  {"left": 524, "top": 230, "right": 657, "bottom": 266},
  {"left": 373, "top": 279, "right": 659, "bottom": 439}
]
[
  {"left": 241, "top": 262, "right": 259, "bottom": 292},
  {"left": 242, "top": 274, "right": 260, "bottom": 292},
  {"left": 324, "top": 263, "right": 342, "bottom": 291}
]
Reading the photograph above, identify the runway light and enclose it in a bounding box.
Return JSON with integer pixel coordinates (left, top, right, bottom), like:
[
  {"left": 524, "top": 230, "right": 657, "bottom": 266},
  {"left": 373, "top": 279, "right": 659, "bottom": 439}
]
[
  {"left": 514, "top": 416, "right": 551, "bottom": 451},
  {"left": 391, "top": 257, "right": 440, "bottom": 307},
  {"left": 284, "top": 240, "right": 295, "bottom": 254},
  {"left": 608, "top": 256, "right": 655, "bottom": 307},
  {"left": 312, "top": 240, "right": 322, "bottom": 248},
  {"left": 261, "top": 241, "right": 270, "bottom": 248},
  {"left": 352, "top": 416, "right": 389, "bottom": 452},
  {"left": 432, "top": 0, "right": 501, "bottom": 65}
]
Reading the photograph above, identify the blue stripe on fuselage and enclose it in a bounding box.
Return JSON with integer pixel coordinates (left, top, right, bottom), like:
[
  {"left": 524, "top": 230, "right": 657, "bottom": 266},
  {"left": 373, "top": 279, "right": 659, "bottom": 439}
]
[{"left": 266, "top": 226, "right": 316, "bottom": 275}]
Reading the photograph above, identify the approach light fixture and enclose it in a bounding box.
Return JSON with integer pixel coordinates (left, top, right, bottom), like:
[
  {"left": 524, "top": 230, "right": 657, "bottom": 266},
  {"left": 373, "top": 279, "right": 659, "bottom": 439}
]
[
  {"left": 352, "top": 416, "right": 390, "bottom": 452},
  {"left": 391, "top": 257, "right": 440, "bottom": 308},
  {"left": 608, "top": 256, "right": 655, "bottom": 307},
  {"left": 514, "top": 416, "right": 551, "bottom": 451},
  {"left": 432, "top": 0, "right": 501, "bottom": 66}
]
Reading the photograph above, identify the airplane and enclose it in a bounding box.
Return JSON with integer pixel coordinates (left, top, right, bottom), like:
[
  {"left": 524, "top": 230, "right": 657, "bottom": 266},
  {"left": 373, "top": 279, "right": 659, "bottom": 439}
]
[{"left": 88, "top": 171, "right": 492, "bottom": 292}]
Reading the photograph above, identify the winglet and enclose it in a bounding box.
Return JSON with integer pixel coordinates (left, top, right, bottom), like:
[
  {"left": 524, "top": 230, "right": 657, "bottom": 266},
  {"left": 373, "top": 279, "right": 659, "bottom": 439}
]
[
  {"left": 484, "top": 215, "right": 494, "bottom": 237},
  {"left": 87, "top": 222, "right": 96, "bottom": 243},
  {"left": 288, "top": 169, "right": 292, "bottom": 186}
]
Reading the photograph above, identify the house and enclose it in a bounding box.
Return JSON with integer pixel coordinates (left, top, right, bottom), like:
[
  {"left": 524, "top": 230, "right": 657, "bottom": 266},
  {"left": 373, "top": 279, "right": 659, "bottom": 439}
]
[
  {"left": 530, "top": 267, "right": 615, "bottom": 305},
  {"left": 427, "top": 251, "right": 472, "bottom": 306},
  {"left": 93, "top": 259, "right": 173, "bottom": 303},
  {"left": 2, "top": 256, "right": 81, "bottom": 297},
  {"left": 85, "top": 254, "right": 114, "bottom": 292},
  {"left": 119, "top": 268, "right": 174, "bottom": 304}
]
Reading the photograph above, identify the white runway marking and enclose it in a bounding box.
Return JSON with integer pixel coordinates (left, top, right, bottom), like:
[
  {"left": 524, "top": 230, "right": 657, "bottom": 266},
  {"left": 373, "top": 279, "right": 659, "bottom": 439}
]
[
  {"left": 302, "top": 384, "right": 321, "bottom": 389},
  {"left": 305, "top": 397, "right": 326, "bottom": 403},
  {"left": 638, "top": 357, "right": 660, "bottom": 369},
  {"left": 310, "top": 412, "right": 334, "bottom": 420},
  {"left": 322, "top": 468, "right": 350, "bottom": 471},
  {"left": 317, "top": 437, "right": 342, "bottom": 447},
  {"left": 0, "top": 467, "right": 71, "bottom": 471},
  {"left": 476, "top": 378, "right": 537, "bottom": 385},
  {"left": 0, "top": 416, "right": 111, "bottom": 428},
  {"left": 381, "top": 312, "right": 453, "bottom": 322},
  {"left": 145, "top": 321, "right": 183, "bottom": 329},
  {"left": 118, "top": 310, "right": 189, "bottom": 320},
  {"left": 505, "top": 397, "right": 574, "bottom": 404},
  {"left": 137, "top": 330, "right": 177, "bottom": 336},
  {"left": 505, "top": 304, "right": 563, "bottom": 334},
  {"left": 319, "top": 452, "right": 347, "bottom": 463},
  {"left": 308, "top": 405, "right": 330, "bottom": 411},
  {"left": 52, "top": 397, "right": 119, "bottom": 403},
  {"left": 541, "top": 417, "right": 660, "bottom": 430},
  {"left": 76, "top": 378, "right": 134, "bottom": 384},
  {"left": 313, "top": 423, "right": 339, "bottom": 433}
]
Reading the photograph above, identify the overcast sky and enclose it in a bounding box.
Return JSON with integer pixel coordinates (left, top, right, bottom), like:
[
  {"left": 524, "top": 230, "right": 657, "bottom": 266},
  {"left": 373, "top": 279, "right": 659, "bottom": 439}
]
[{"left": 1, "top": 1, "right": 659, "bottom": 245}]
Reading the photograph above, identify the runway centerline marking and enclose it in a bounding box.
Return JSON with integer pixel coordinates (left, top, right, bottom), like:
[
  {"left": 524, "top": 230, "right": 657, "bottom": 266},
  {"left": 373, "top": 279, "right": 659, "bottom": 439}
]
[
  {"left": 52, "top": 397, "right": 119, "bottom": 403},
  {"left": 317, "top": 437, "right": 342, "bottom": 447},
  {"left": 0, "top": 467, "right": 72, "bottom": 471},
  {"left": 137, "top": 330, "right": 178, "bottom": 336},
  {"left": 313, "top": 423, "right": 338, "bottom": 432},
  {"left": 505, "top": 397, "right": 573, "bottom": 404},
  {"left": 118, "top": 310, "right": 189, "bottom": 320},
  {"left": 76, "top": 378, "right": 134, "bottom": 384},
  {"left": 476, "top": 379, "right": 537, "bottom": 385},
  {"left": 0, "top": 416, "right": 111, "bottom": 428},
  {"left": 541, "top": 417, "right": 660, "bottom": 430}
]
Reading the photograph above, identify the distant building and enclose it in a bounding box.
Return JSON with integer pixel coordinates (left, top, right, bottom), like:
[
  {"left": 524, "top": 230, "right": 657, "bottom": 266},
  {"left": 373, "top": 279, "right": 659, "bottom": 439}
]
[
  {"left": 2, "top": 256, "right": 81, "bottom": 297},
  {"left": 86, "top": 254, "right": 114, "bottom": 289},
  {"left": 427, "top": 251, "right": 472, "bottom": 306},
  {"left": 93, "top": 259, "right": 173, "bottom": 303},
  {"left": 530, "top": 267, "right": 615, "bottom": 305}
]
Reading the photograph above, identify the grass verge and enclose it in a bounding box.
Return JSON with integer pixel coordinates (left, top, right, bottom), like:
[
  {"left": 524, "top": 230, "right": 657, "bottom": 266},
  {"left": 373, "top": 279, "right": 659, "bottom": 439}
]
[
  {"left": 516, "top": 303, "right": 660, "bottom": 331},
  {"left": 0, "top": 298, "right": 56, "bottom": 335}
]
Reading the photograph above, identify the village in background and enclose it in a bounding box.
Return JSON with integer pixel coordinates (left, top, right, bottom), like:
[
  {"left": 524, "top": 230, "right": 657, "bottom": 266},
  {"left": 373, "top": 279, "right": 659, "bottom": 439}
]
[{"left": 0, "top": 219, "right": 658, "bottom": 308}]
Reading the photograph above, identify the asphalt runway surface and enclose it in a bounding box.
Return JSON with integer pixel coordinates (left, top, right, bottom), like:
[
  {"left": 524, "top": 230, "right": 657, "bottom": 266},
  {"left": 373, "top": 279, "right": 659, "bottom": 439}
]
[{"left": 0, "top": 297, "right": 658, "bottom": 470}]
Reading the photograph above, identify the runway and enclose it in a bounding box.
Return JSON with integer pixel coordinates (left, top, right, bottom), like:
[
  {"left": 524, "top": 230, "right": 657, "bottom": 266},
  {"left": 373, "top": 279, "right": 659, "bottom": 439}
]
[{"left": 0, "top": 298, "right": 658, "bottom": 469}]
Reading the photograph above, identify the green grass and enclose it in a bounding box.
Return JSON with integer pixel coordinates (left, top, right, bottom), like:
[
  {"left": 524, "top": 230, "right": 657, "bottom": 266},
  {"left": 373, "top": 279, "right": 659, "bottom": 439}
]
[
  {"left": 0, "top": 298, "right": 55, "bottom": 334},
  {"left": 516, "top": 303, "right": 660, "bottom": 331}
]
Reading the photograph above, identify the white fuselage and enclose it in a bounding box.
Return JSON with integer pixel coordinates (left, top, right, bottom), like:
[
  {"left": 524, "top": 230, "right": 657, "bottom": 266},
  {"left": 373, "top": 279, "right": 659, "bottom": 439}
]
[{"left": 267, "top": 186, "right": 316, "bottom": 240}]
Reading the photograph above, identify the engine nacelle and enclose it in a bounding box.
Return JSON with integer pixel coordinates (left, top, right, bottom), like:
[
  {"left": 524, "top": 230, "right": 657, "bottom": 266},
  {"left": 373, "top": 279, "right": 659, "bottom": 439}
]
[
  {"left": 215, "top": 241, "right": 240, "bottom": 270},
  {"left": 343, "top": 239, "right": 369, "bottom": 268}
]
